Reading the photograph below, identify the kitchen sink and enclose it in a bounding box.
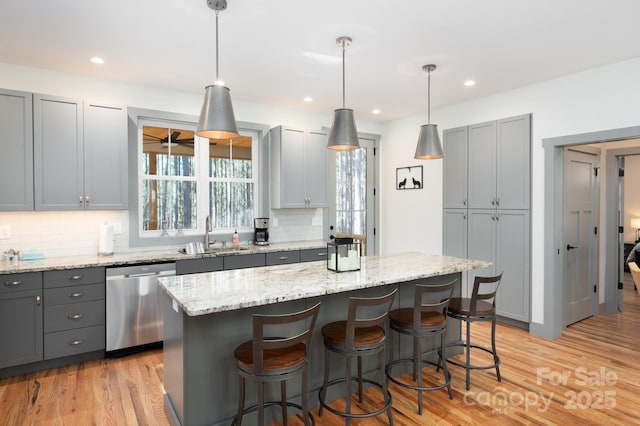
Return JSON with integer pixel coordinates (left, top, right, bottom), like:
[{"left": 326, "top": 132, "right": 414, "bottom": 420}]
[{"left": 178, "top": 246, "right": 250, "bottom": 255}]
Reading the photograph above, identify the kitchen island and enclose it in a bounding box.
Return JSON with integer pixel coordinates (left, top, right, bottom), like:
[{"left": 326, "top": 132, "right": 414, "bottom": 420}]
[{"left": 158, "top": 252, "right": 490, "bottom": 426}]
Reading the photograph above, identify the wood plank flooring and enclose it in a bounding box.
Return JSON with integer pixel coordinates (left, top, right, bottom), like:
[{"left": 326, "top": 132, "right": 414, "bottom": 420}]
[{"left": 1, "top": 277, "right": 639, "bottom": 425}]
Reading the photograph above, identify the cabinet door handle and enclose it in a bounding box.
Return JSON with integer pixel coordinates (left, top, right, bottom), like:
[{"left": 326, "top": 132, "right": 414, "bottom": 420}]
[
  {"left": 79, "top": 196, "right": 84, "bottom": 206},
  {"left": 85, "top": 196, "right": 90, "bottom": 206},
  {"left": 68, "top": 275, "right": 83, "bottom": 281},
  {"left": 317, "top": 252, "right": 327, "bottom": 256},
  {"left": 68, "top": 339, "right": 84, "bottom": 346},
  {"left": 4, "top": 280, "right": 23, "bottom": 287},
  {"left": 463, "top": 198, "right": 467, "bottom": 206},
  {"left": 36, "top": 295, "right": 41, "bottom": 305},
  {"left": 68, "top": 314, "right": 84, "bottom": 320},
  {"left": 279, "top": 256, "right": 288, "bottom": 260},
  {"left": 68, "top": 292, "right": 84, "bottom": 298},
  {"left": 567, "top": 244, "right": 578, "bottom": 251},
  {"left": 495, "top": 197, "right": 500, "bottom": 206}
]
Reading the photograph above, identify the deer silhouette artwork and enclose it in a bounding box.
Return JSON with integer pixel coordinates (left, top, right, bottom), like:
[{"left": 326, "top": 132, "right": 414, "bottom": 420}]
[
  {"left": 412, "top": 177, "right": 421, "bottom": 189},
  {"left": 398, "top": 177, "right": 407, "bottom": 189}
]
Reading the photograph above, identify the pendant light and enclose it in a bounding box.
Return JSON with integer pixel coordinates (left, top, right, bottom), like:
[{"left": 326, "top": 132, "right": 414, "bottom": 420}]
[
  {"left": 327, "top": 36, "right": 360, "bottom": 150},
  {"left": 196, "top": 0, "right": 239, "bottom": 139},
  {"left": 414, "top": 64, "right": 443, "bottom": 159}
]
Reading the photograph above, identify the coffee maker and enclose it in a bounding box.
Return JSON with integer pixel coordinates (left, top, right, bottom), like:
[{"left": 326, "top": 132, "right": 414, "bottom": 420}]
[{"left": 254, "top": 218, "right": 269, "bottom": 245}]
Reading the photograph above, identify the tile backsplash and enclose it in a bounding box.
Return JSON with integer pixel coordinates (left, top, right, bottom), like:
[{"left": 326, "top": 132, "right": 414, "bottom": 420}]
[{"left": 0, "top": 208, "right": 324, "bottom": 258}]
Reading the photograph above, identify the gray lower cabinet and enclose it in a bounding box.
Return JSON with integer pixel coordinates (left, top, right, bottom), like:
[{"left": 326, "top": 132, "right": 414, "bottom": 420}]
[
  {"left": 266, "top": 250, "right": 300, "bottom": 266},
  {"left": 270, "top": 126, "right": 328, "bottom": 208},
  {"left": 0, "top": 272, "right": 43, "bottom": 369},
  {"left": 467, "top": 209, "right": 530, "bottom": 322},
  {"left": 223, "top": 253, "right": 266, "bottom": 270},
  {"left": 443, "top": 209, "right": 469, "bottom": 295},
  {"left": 300, "top": 247, "right": 329, "bottom": 263},
  {"left": 176, "top": 257, "right": 224, "bottom": 275},
  {"left": 43, "top": 267, "right": 106, "bottom": 359},
  {"left": 0, "top": 89, "right": 34, "bottom": 211},
  {"left": 33, "top": 94, "right": 127, "bottom": 210}
]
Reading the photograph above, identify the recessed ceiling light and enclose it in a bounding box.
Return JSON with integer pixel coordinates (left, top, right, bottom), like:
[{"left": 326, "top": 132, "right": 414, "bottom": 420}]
[
  {"left": 90, "top": 57, "right": 104, "bottom": 65},
  {"left": 464, "top": 80, "right": 476, "bottom": 87},
  {"left": 372, "top": 109, "right": 381, "bottom": 115},
  {"left": 303, "top": 96, "right": 313, "bottom": 102}
]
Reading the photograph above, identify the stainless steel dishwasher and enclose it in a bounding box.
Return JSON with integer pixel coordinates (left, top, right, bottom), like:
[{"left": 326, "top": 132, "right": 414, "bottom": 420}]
[{"left": 106, "top": 262, "right": 176, "bottom": 353}]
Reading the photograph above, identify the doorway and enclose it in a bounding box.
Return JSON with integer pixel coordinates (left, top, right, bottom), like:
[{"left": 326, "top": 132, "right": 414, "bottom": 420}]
[
  {"left": 541, "top": 126, "right": 640, "bottom": 339},
  {"left": 325, "top": 133, "right": 380, "bottom": 255}
]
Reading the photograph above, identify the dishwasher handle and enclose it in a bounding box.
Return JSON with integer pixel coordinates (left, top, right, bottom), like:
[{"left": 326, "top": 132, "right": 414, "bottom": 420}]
[{"left": 125, "top": 270, "right": 176, "bottom": 278}]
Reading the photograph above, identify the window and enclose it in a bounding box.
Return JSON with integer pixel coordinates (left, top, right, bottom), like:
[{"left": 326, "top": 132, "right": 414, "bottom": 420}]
[{"left": 129, "top": 109, "right": 265, "bottom": 247}]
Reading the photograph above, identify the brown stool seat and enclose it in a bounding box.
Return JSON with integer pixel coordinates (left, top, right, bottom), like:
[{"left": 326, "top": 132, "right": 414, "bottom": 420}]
[
  {"left": 232, "top": 303, "right": 321, "bottom": 426},
  {"left": 235, "top": 340, "right": 307, "bottom": 373},
  {"left": 444, "top": 274, "right": 503, "bottom": 391},
  {"left": 321, "top": 321, "right": 385, "bottom": 347},
  {"left": 318, "top": 289, "right": 397, "bottom": 425},
  {"left": 385, "top": 280, "right": 455, "bottom": 415},
  {"left": 447, "top": 298, "right": 495, "bottom": 316},
  {"left": 389, "top": 308, "right": 446, "bottom": 329}
]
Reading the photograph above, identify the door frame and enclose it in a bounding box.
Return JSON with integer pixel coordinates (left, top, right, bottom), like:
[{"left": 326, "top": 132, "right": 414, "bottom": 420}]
[
  {"left": 323, "top": 131, "right": 381, "bottom": 255},
  {"left": 541, "top": 125, "right": 640, "bottom": 339}
]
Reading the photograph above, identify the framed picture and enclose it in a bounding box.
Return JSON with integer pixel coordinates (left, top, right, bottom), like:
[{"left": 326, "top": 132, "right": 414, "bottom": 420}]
[{"left": 396, "top": 166, "right": 423, "bottom": 190}]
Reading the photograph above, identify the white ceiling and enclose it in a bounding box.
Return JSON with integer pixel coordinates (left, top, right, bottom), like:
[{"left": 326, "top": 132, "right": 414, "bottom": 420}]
[{"left": 2, "top": 0, "right": 640, "bottom": 122}]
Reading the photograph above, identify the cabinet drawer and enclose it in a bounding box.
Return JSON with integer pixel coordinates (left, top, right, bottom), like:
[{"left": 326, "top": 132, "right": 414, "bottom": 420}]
[
  {"left": 223, "top": 253, "right": 266, "bottom": 270},
  {"left": 44, "top": 325, "right": 105, "bottom": 359},
  {"left": 45, "top": 283, "right": 104, "bottom": 306},
  {"left": 266, "top": 250, "right": 301, "bottom": 266},
  {"left": 300, "top": 248, "right": 328, "bottom": 263},
  {"left": 44, "top": 267, "right": 105, "bottom": 288},
  {"left": 1, "top": 272, "right": 42, "bottom": 294},
  {"left": 176, "top": 257, "right": 223, "bottom": 275},
  {"left": 44, "top": 300, "right": 105, "bottom": 332}
]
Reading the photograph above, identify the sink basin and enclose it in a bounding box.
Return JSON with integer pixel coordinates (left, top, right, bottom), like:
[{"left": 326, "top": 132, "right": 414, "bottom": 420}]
[{"left": 178, "top": 246, "right": 250, "bottom": 255}]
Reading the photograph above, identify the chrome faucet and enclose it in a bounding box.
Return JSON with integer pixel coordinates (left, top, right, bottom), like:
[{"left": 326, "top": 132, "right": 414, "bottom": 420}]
[{"left": 204, "top": 215, "right": 212, "bottom": 248}]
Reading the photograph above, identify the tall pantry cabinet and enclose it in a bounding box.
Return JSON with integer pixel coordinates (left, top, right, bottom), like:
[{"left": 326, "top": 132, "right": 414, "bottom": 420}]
[{"left": 443, "top": 114, "right": 531, "bottom": 324}]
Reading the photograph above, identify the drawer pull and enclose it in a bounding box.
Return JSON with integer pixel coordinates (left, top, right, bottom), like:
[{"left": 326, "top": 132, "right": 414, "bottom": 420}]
[
  {"left": 68, "top": 292, "right": 84, "bottom": 298},
  {"left": 68, "top": 275, "right": 83, "bottom": 281},
  {"left": 4, "top": 280, "right": 23, "bottom": 287},
  {"left": 279, "top": 256, "right": 288, "bottom": 260},
  {"left": 68, "top": 314, "right": 84, "bottom": 320},
  {"left": 68, "top": 339, "right": 84, "bottom": 346},
  {"left": 317, "top": 252, "right": 327, "bottom": 256}
]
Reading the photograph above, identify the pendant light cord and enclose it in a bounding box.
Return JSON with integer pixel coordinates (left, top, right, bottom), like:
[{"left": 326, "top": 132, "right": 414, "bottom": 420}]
[
  {"left": 427, "top": 68, "right": 431, "bottom": 124},
  {"left": 342, "top": 42, "right": 346, "bottom": 108},
  {"left": 215, "top": 10, "right": 220, "bottom": 82}
]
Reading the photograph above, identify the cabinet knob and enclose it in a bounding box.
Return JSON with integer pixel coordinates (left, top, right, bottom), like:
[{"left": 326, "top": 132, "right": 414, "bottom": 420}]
[{"left": 36, "top": 295, "right": 41, "bottom": 305}]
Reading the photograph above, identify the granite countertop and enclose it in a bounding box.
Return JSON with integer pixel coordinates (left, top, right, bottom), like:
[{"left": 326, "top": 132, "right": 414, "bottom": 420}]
[
  {"left": 0, "top": 240, "right": 327, "bottom": 274},
  {"left": 158, "top": 252, "right": 491, "bottom": 316}
]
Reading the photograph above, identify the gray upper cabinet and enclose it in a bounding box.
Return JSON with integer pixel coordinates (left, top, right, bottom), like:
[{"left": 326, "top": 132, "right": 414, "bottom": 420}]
[
  {"left": 496, "top": 115, "right": 531, "bottom": 210},
  {"left": 270, "top": 126, "right": 328, "bottom": 208},
  {"left": 34, "top": 94, "right": 127, "bottom": 210},
  {"left": 443, "top": 126, "right": 468, "bottom": 209},
  {"left": 34, "top": 94, "right": 84, "bottom": 210},
  {"left": 83, "top": 103, "right": 128, "bottom": 210},
  {"left": 0, "top": 89, "right": 34, "bottom": 211},
  {"left": 468, "top": 115, "right": 531, "bottom": 210}
]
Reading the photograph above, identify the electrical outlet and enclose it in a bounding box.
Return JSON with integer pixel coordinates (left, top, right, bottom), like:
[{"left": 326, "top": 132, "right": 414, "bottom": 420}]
[
  {"left": 0, "top": 225, "right": 11, "bottom": 239},
  {"left": 113, "top": 222, "right": 123, "bottom": 234}
]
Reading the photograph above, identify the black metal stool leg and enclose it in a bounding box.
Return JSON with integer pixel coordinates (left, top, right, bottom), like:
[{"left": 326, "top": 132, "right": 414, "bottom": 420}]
[
  {"left": 281, "top": 381, "right": 288, "bottom": 426},
  {"left": 465, "top": 320, "right": 471, "bottom": 391},
  {"left": 441, "top": 329, "right": 453, "bottom": 399},
  {"left": 345, "top": 356, "right": 352, "bottom": 426},
  {"left": 258, "top": 382, "right": 265, "bottom": 426},
  {"left": 357, "top": 356, "right": 363, "bottom": 402},
  {"left": 236, "top": 375, "right": 245, "bottom": 426},
  {"left": 319, "top": 349, "right": 330, "bottom": 416},
  {"left": 492, "top": 316, "right": 501, "bottom": 382}
]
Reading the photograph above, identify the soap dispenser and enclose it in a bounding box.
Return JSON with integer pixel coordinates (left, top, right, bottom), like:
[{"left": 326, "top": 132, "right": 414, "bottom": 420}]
[{"left": 232, "top": 229, "right": 240, "bottom": 246}]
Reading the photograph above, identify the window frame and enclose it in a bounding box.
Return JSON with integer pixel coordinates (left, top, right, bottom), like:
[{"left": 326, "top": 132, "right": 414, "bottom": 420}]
[{"left": 127, "top": 107, "right": 270, "bottom": 248}]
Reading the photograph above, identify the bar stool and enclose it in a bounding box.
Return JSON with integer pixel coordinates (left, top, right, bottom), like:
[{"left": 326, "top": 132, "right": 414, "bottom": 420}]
[
  {"left": 318, "top": 288, "right": 397, "bottom": 425},
  {"left": 385, "top": 279, "right": 456, "bottom": 415},
  {"left": 444, "top": 273, "right": 503, "bottom": 390},
  {"left": 232, "top": 302, "right": 321, "bottom": 426}
]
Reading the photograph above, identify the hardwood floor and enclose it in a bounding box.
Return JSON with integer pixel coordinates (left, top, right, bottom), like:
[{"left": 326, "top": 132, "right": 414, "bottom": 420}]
[{"left": 1, "top": 278, "right": 639, "bottom": 425}]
